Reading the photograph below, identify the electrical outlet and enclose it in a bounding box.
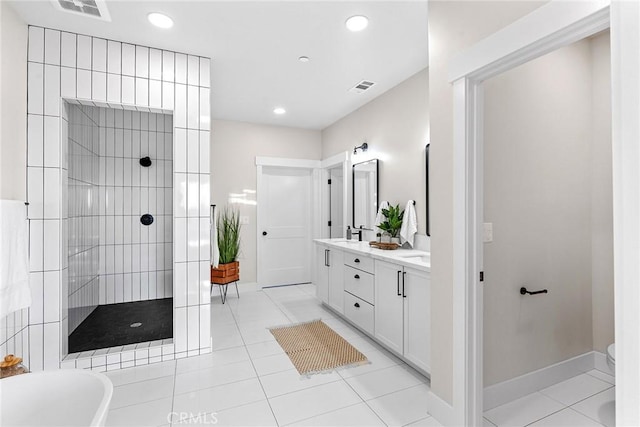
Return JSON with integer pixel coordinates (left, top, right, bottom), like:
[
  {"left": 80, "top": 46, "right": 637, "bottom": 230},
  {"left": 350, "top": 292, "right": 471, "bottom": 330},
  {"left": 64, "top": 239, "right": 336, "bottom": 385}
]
[
  {"left": 483, "top": 223, "right": 493, "bottom": 243},
  {"left": 240, "top": 216, "right": 250, "bottom": 225}
]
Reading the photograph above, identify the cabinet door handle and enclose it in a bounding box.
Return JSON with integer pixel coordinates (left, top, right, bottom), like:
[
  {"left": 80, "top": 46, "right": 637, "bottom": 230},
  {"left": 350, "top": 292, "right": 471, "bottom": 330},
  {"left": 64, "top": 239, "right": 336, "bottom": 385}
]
[
  {"left": 402, "top": 271, "right": 407, "bottom": 298},
  {"left": 324, "top": 249, "right": 329, "bottom": 267},
  {"left": 354, "top": 258, "right": 360, "bottom": 263},
  {"left": 397, "top": 271, "right": 402, "bottom": 296},
  {"left": 354, "top": 302, "right": 360, "bottom": 308},
  {"left": 354, "top": 274, "right": 360, "bottom": 279},
  {"left": 326, "top": 250, "right": 330, "bottom": 267}
]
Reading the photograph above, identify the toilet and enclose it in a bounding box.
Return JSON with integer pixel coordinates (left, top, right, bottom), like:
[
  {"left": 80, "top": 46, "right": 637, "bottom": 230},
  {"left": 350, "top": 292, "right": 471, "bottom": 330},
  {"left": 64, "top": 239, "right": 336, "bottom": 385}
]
[{"left": 607, "top": 343, "right": 616, "bottom": 371}]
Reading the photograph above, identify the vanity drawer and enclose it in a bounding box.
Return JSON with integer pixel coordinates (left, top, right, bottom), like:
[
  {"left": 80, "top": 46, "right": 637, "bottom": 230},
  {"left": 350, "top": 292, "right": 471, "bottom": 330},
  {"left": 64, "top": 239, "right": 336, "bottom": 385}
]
[
  {"left": 344, "top": 254, "right": 374, "bottom": 274},
  {"left": 343, "top": 292, "right": 374, "bottom": 335},
  {"left": 344, "top": 266, "right": 374, "bottom": 305}
]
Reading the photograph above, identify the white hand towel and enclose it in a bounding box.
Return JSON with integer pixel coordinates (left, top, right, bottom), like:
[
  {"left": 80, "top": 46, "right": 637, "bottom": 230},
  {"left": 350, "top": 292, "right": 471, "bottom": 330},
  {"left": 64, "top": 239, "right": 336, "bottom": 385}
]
[
  {"left": 0, "top": 200, "right": 31, "bottom": 317},
  {"left": 400, "top": 200, "right": 418, "bottom": 248},
  {"left": 211, "top": 205, "right": 220, "bottom": 268},
  {"left": 375, "top": 201, "right": 390, "bottom": 233}
]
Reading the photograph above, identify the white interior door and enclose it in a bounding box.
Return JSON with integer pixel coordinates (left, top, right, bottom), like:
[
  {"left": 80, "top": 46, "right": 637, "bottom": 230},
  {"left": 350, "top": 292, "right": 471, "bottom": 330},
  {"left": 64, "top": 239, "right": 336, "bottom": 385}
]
[
  {"left": 329, "top": 167, "right": 344, "bottom": 238},
  {"left": 258, "top": 166, "right": 312, "bottom": 287}
]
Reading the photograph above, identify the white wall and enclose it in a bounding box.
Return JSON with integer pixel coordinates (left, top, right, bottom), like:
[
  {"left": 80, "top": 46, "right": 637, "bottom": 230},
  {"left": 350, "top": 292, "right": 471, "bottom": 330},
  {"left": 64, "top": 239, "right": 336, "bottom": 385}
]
[
  {"left": 0, "top": 0, "right": 29, "bottom": 366},
  {"left": 321, "top": 68, "right": 429, "bottom": 236},
  {"left": 210, "top": 119, "right": 322, "bottom": 286},
  {"left": 482, "top": 37, "right": 611, "bottom": 386},
  {"left": 428, "top": 0, "right": 547, "bottom": 404}
]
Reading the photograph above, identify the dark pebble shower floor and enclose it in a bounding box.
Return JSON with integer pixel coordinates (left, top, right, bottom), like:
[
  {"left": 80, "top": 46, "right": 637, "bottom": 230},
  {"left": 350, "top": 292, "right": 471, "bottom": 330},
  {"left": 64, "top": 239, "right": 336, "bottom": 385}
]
[{"left": 68, "top": 298, "right": 173, "bottom": 353}]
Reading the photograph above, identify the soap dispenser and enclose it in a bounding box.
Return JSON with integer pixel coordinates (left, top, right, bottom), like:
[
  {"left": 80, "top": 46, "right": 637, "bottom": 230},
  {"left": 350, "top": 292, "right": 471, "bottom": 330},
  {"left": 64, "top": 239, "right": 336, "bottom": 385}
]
[{"left": 346, "top": 226, "right": 352, "bottom": 240}]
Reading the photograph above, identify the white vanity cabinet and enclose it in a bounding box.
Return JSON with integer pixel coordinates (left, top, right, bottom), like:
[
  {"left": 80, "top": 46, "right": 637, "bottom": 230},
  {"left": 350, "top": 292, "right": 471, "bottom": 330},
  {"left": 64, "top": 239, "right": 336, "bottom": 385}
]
[
  {"left": 314, "top": 244, "right": 345, "bottom": 313},
  {"left": 374, "top": 259, "right": 430, "bottom": 373}
]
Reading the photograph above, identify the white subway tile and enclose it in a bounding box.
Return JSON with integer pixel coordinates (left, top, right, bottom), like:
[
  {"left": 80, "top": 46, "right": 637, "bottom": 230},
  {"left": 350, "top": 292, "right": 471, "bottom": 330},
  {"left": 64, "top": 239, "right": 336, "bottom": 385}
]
[
  {"left": 149, "top": 48, "right": 162, "bottom": 80},
  {"left": 28, "top": 27, "right": 45, "bottom": 63},
  {"left": 175, "top": 53, "right": 187, "bottom": 84},
  {"left": 107, "top": 40, "right": 121, "bottom": 74},
  {"left": 187, "top": 55, "right": 199, "bottom": 86},
  {"left": 43, "top": 323, "right": 60, "bottom": 369},
  {"left": 187, "top": 174, "right": 199, "bottom": 217},
  {"left": 174, "top": 307, "right": 187, "bottom": 353},
  {"left": 121, "top": 76, "right": 135, "bottom": 104},
  {"left": 29, "top": 324, "right": 44, "bottom": 371},
  {"left": 27, "top": 114, "right": 44, "bottom": 167},
  {"left": 43, "top": 116, "right": 60, "bottom": 168},
  {"left": 43, "top": 271, "right": 60, "bottom": 322},
  {"left": 29, "top": 272, "right": 44, "bottom": 324},
  {"left": 199, "top": 175, "right": 210, "bottom": 217},
  {"left": 135, "top": 77, "right": 149, "bottom": 106},
  {"left": 77, "top": 35, "right": 92, "bottom": 70},
  {"left": 60, "top": 67, "right": 76, "bottom": 98},
  {"left": 187, "top": 306, "right": 199, "bottom": 351},
  {"left": 199, "top": 305, "right": 211, "bottom": 348},
  {"left": 28, "top": 62, "right": 44, "bottom": 114},
  {"left": 187, "top": 85, "right": 199, "bottom": 129},
  {"left": 162, "top": 82, "right": 174, "bottom": 110},
  {"left": 44, "top": 29, "right": 61, "bottom": 65},
  {"left": 77, "top": 69, "right": 91, "bottom": 99},
  {"left": 174, "top": 173, "right": 187, "bottom": 218},
  {"left": 27, "top": 167, "right": 44, "bottom": 219},
  {"left": 199, "top": 220, "right": 209, "bottom": 263},
  {"left": 92, "top": 71, "right": 107, "bottom": 102},
  {"left": 199, "top": 58, "right": 210, "bottom": 88},
  {"left": 187, "top": 260, "right": 198, "bottom": 305},
  {"left": 44, "top": 65, "right": 60, "bottom": 116},
  {"left": 43, "top": 168, "right": 61, "bottom": 218},
  {"left": 149, "top": 80, "right": 162, "bottom": 108},
  {"left": 122, "top": 44, "right": 135, "bottom": 76},
  {"left": 43, "top": 220, "right": 61, "bottom": 271},
  {"left": 29, "top": 220, "right": 44, "bottom": 271},
  {"left": 174, "top": 84, "right": 187, "bottom": 128},
  {"left": 174, "top": 218, "right": 187, "bottom": 263},
  {"left": 162, "top": 51, "right": 174, "bottom": 82},
  {"left": 174, "top": 128, "right": 187, "bottom": 173},
  {"left": 107, "top": 73, "right": 121, "bottom": 103},
  {"left": 60, "top": 32, "right": 76, "bottom": 68},
  {"left": 199, "top": 88, "right": 210, "bottom": 130},
  {"left": 135, "top": 46, "right": 149, "bottom": 78},
  {"left": 199, "top": 131, "right": 210, "bottom": 174},
  {"left": 187, "top": 129, "right": 199, "bottom": 173},
  {"left": 92, "top": 38, "right": 107, "bottom": 71}
]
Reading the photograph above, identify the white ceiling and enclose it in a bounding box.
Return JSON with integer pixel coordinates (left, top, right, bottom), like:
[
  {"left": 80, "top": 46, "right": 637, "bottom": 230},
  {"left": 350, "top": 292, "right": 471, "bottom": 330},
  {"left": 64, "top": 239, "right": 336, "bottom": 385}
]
[{"left": 9, "top": 1, "right": 428, "bottom": 130}]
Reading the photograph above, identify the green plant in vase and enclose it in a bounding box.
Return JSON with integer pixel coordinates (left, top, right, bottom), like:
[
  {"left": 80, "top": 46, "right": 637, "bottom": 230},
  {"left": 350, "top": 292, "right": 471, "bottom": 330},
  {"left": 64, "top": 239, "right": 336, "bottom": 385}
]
[
  {"left": 212, "top": 206, "right": 241, "bottom": 285},
  {"left": 378, "top": 204, "right": 404, "bottom": 243}
]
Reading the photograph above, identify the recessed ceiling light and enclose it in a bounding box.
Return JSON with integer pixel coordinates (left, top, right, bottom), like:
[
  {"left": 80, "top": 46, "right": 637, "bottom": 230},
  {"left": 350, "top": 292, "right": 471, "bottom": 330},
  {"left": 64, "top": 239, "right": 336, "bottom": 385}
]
[
  {"left": 298, "top": 56, "right": 310, "bottom": 63},
  {"left": 346, "top": 15, "right": 368, "bottom": 32},
  {"left": 147, "top": 12, "right": 174, "bottom": 29},
  {"left": 273, "top": 107, "right": 286, "bottom": 115}
]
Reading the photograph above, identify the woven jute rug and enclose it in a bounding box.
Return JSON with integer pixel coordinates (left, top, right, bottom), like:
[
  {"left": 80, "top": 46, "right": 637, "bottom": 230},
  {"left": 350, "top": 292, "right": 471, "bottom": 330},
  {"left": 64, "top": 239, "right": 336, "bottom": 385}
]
[{"left": 269, "top": 319, "right": 369, "bottom": 376}]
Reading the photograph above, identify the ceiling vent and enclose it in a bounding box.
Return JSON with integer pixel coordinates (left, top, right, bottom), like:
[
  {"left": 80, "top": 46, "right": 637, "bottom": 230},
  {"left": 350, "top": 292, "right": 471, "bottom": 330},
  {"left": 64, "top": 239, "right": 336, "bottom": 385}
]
[
  {"left": 51, "top": 0, "right": 111, "bottom": 21},
  {"left": 349, "top": 80, "right": 376, "bottom": 94}
]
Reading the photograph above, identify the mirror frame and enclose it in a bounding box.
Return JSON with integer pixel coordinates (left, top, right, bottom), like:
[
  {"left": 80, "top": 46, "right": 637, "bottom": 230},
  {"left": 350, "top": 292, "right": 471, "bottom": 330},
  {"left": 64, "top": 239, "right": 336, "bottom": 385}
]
[
  {"left": 426, "top": 143, "right": 430, "bottom": 236},
  {"left": 352, "top": 158, "right": 379, "bottom": 229}
]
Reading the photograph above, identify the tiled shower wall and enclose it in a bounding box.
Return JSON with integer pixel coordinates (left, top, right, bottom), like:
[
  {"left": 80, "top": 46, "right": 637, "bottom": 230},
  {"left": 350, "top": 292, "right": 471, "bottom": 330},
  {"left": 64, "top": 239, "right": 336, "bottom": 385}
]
[
  {"left": 97, "top": 108, "right": 173, "bottom": 305},
  {"left": 67, "top": 104, "right": 100, "bottom": 334},
  {"left": 26, "top": 25, "right": 211, "bottom": 371}
]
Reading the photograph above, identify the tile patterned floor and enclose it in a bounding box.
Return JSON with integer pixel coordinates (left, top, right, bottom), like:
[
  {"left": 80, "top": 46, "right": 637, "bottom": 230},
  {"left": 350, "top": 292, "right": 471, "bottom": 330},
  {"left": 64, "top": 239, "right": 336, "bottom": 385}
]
[{"left": 105, "top": 284, "right": 439, "bottom": 426}]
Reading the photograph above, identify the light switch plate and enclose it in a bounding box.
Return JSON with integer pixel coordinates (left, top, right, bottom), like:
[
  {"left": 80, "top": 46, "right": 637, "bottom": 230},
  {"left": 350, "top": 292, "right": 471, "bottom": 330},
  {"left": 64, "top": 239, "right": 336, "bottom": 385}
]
[{"left": 483, "top": 223, "right": 493, "bottom": 243}]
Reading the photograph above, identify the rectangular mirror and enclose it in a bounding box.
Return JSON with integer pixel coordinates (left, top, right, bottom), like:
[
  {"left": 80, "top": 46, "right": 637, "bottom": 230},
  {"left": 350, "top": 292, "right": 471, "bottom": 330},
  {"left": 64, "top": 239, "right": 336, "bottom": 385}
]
[{"left": 352, "top": 159, "right": 379, "bottom": 229}]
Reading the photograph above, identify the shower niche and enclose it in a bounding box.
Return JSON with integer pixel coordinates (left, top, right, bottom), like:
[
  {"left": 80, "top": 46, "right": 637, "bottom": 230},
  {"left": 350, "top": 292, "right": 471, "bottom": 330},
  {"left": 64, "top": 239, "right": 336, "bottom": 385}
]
[{"left": 65, "top": 103, "right": 174, "bottom": 353}]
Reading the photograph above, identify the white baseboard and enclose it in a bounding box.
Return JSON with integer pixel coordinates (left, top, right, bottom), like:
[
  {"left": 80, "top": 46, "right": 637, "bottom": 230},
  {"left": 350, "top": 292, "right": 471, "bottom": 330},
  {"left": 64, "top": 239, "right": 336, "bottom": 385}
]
[
  {"left": 427, "top": 391, "right": 456, "bottom": 426},
  {"left": 593, "top": 350, "right": 615, "bottom": 376},
  {"left": 484, "top": 351, "right": 602, "bottom": 410}
]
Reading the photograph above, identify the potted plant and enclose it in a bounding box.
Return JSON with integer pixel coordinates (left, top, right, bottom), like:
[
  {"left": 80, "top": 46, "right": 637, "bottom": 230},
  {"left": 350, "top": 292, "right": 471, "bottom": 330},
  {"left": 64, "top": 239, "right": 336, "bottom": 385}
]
[
  {"left": 378, "top": 204, "right": 404, "bottom": 244},
  {"left": 211, "top": 206, "right": 241, "bottom": 285}
]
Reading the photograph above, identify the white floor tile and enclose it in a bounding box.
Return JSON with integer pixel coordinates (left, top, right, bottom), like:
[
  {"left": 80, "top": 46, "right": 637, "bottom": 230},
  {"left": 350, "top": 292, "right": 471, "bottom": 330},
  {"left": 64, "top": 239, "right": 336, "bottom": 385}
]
[
  {"left": 175, "top": 346, "right": 249, "bottom": 374},
  {"left": 344, "top": 364, "right": 426, "bottom": 401},
  {"left": 585, "top": 369, "right": 615, "bottom": 385},
  {"left": 110, "top": 375, "right": 174, "bottom": 409},
  {"left": 268, "top": 380, "right": 362, "bottom": 425},
  {"left": 287, "top": 402, "right": 385, "bottom": 426},
  {"left": 246, "top": 340, "right": 286, "bottom": 359},
  {"left": 252, "top": 352, "right": 295, "bottom": 376},
  {"left": 174, "top": 359, "right": 256, "bottom": 394},
  {"left": 172, "top": 378, "right": 266, "bottom": 414},
  {"left": 405, "top": 416, "right": 443, "bottom": 427},
  {"left": 105, "top": 360, "right": 176, "bottom": 387},
  {"left": 106, "top": 397, "right": 172, "bottom": 426},
  {"left": 366, "top": 383, "right": 431, "bottom": 426},
  {"left": 529, "top": 408, "right": 604, "bottom": 426},
  {"left": 484, "top": 417, "right": 497, "bottom": 426},
  {"left": 484, "top": 392, "right": 565, "bottom": 427},
  {"left": 211, "top": 333, "right": 245, "bottom": 351},
  {"left": 260, "top": 368, "right": 342, "bottom": 398},
  {"left": 571, "top": 388, "right": 615, "bottom": 427},
  {"left": 213, "top": 399, "right": 277, "bottom": 426},
  {"left": 539, "top": 373, "right": 612, "bottom": 406},
  {"left": 240, "top": 327, "right": 278, "bottom": 345},
  {"left": 338, "top": 347, "right": 403, "bottom": 379}
]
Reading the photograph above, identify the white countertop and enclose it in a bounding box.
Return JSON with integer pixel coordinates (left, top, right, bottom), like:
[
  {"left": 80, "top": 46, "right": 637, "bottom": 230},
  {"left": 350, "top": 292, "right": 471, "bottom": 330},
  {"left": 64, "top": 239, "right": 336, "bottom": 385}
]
[{"left": 314, "top": 238, "right": 431, "bottom": 271}]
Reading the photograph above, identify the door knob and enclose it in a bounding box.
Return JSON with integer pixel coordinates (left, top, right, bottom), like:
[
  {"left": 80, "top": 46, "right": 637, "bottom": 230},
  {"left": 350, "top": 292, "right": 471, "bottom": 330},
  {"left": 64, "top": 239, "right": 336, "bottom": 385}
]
[
  {"left": 262, "top": 231, "right": 267, "bottom": 236},
  {"left": 354, "top": 302, "right": 360, "bottom": 308}
]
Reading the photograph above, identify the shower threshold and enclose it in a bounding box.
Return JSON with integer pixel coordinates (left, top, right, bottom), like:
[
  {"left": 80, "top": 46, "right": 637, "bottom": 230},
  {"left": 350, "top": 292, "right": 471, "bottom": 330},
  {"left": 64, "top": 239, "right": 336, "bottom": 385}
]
[{"left": 69, "top": 298, "right": 173, "bottom": 353}]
